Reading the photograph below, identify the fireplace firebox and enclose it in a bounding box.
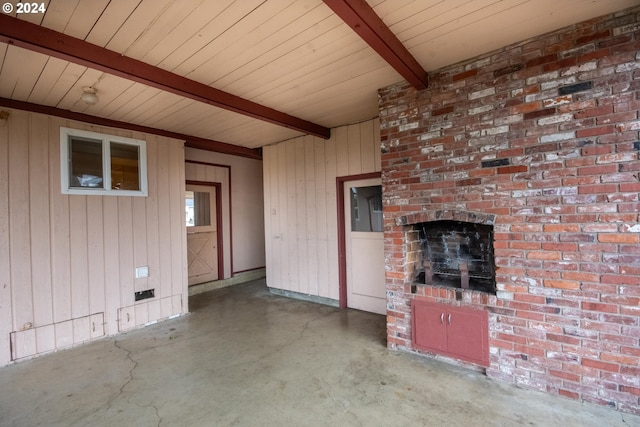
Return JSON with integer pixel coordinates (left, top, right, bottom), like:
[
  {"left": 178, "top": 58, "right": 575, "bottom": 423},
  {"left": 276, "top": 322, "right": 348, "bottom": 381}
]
[{"left": 415, "top": 220, "right": 495, "bottom": 294}]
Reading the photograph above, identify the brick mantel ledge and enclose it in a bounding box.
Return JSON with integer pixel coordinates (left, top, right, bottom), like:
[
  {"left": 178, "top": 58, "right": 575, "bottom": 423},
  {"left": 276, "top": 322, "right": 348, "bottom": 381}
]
[{"left": 395, "top": 210, "right": 497, "bottom": 227}]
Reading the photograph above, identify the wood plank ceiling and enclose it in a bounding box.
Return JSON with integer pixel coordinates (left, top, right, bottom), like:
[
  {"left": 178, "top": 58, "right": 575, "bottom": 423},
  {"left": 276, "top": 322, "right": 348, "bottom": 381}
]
[{"left": 0, "top": 0, "right": 636, "bottom": 153}]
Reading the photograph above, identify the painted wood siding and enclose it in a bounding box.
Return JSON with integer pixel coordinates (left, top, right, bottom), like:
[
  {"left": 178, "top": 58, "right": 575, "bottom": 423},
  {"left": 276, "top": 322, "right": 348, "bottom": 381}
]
[
  {"left": 263, "top": 119, "right": 380, "bottom": 300},
  {"left": 0, "top": 109, "right": 187, "bottom": 366}
]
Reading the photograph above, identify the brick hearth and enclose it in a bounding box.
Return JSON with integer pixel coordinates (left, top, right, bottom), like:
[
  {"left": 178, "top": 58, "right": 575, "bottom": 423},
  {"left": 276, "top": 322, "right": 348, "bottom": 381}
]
[{"left": 379, "top": 6, "right": 640, "bottom": 415}]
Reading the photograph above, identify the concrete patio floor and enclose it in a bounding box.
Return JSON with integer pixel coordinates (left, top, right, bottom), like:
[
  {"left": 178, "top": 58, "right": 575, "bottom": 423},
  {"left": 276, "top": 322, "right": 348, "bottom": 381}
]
[{"left": 1, "top": 279, "right": 638, "bottom": 426}]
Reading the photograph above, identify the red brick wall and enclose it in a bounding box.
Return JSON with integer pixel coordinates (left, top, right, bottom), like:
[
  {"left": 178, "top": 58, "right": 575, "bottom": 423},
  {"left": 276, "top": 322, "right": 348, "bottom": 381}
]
[{"left": 379, "top": 7, "right": 640, "bottom": 414}]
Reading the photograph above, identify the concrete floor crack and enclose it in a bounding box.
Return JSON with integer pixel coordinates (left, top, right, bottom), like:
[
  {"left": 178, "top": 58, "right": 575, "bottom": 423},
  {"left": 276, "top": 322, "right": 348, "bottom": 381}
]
[
  {"left": 112, "top": 340, "right": 162, "bottom": 426},
  {"left": 133, "top": 401, "right": 162, "bottom": 427},
  {"left": 113, "top": 339, "right": 138, "bottom": 396}
]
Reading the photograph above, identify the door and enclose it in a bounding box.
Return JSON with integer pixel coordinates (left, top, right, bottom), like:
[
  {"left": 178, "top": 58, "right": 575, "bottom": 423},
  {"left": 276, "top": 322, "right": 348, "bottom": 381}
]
[
  {"left": 186, "top": 185, "right": 218, "bottom": 286},
  {"left": 344, "top": 178, "right": 386, "bottom": 314},
  {"left": 412, "top": 300, "right": 448, "bottom": 353},
  {"left": 446, "top": 306, "right": 489, "bottom": 366}
]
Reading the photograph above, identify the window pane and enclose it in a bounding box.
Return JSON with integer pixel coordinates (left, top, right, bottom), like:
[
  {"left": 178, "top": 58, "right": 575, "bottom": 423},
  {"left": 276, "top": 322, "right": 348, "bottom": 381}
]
[
  {"left": 69, "top": 137, "right": 103, "bottom": 188},
  {"left": 110, "top": 142, "right": 140, "bottom": 191},
  {"left": 61, "top": 127, "right": 148, "bottom": 196},
  {"left": 185, "top": 191, "right": 211, "bottom": 227},
  {"left": 350, "top": 185, "right": 383, "bottom": 232}
]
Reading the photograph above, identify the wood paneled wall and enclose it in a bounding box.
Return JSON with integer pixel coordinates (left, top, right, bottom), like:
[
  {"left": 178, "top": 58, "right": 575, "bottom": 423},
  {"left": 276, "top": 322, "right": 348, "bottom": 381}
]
[
  {"left": 263, "top": 119, "right": 380, "bottom": 300},
  {"left": 0, "top": 109, "right": 187, "bottom": 366}
]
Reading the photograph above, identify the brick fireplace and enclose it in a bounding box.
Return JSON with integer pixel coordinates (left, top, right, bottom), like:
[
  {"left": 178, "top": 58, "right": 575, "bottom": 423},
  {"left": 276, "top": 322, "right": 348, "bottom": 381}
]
[
  {"left": 379, "top": 6, "right": 640, "bottom": 415},
  {"left": 410, "top": 212, "right": 496, "bottom": 293}
]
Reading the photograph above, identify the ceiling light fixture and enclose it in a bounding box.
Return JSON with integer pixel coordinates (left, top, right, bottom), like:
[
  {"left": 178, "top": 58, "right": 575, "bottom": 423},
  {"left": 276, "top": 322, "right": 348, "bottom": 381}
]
[{"left": 81, "top": 86, "right": 99, "bottom": 105}]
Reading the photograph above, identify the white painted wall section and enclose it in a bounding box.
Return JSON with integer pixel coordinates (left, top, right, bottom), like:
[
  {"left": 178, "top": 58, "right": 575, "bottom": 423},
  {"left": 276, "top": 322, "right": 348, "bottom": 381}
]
[
  {"left": 263, "top": 119, "right": 381, "bottom": 301},
  {"left": 0, "top": 109, "right": 188, "bottom": 366}
]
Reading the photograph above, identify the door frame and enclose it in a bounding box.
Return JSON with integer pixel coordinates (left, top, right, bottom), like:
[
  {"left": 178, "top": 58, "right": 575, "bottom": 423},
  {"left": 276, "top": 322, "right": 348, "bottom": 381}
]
[
  {"left": 336, "top": 172, "right": 382, "bottom": 309},
  {"left": 186, "top": 180, "right": 224, "bottom": 281}
]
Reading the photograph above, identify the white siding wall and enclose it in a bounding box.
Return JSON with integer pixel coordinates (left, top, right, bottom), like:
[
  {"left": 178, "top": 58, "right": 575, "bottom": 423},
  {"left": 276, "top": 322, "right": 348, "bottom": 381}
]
[
  {"left": 0, "top": 109, "right": 188, "bottom": 366},
  {"left": 263, "top": 119, "right": 381, "bottom": 300}
]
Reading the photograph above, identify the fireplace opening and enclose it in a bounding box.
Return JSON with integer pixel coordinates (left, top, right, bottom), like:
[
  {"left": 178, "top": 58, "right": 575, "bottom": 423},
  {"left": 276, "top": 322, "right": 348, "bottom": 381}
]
[{"left": 415, "top": 220, "right": 495, "bottom": 294}]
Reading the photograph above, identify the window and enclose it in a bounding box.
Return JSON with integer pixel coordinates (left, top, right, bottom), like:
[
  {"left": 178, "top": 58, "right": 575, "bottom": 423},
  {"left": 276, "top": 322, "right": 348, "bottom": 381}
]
[
  {"left": 185, "top": 191, "right": 211, "bottom": 227},
  {"left": 350, "top": 185, "right": 383, "bottom": 232},
  {"left": 60, "top": 127, "right": 148, "bottom": 196}
]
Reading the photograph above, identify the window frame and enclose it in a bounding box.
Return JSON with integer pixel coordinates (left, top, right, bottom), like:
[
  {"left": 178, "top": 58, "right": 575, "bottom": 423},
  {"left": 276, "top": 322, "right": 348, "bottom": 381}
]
[{"left": 60, "top": 127, "right": 148, "bottom": 197}]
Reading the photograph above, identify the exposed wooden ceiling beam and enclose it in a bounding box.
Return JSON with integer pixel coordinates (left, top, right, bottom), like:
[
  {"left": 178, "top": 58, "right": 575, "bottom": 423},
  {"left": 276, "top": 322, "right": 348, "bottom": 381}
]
[
  {"left": 323, "top": 0, "right": 428, "bottom": 90},
  {"left": 0, "top": 98, "right": 263, "bottom": 160},
  {"left": 0, "top": 15, "right": 330, "bottom": 140}
]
